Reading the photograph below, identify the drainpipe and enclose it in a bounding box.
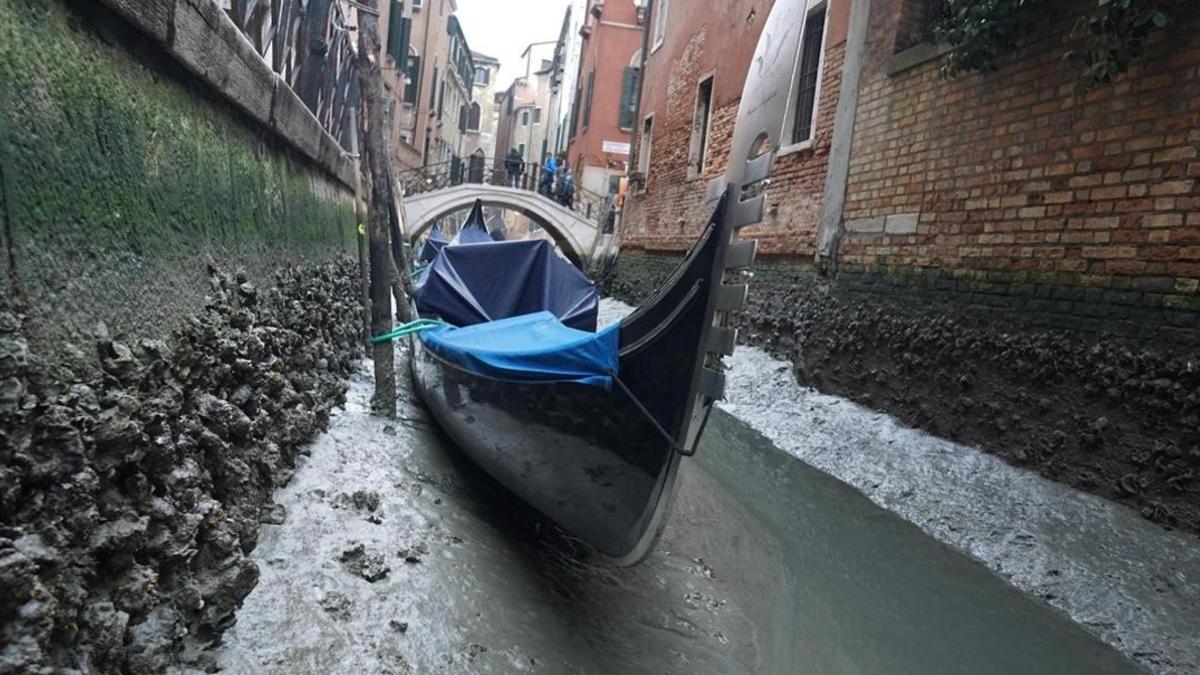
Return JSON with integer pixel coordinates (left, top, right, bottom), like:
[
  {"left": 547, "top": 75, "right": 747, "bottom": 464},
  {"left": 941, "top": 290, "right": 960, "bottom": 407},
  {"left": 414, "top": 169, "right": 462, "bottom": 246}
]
[
  {"left": 630, "top": 0, "right": 652, "bottom": 182},
  {"left": 815, "top": 0, "right": 872, "bottom": 274}
]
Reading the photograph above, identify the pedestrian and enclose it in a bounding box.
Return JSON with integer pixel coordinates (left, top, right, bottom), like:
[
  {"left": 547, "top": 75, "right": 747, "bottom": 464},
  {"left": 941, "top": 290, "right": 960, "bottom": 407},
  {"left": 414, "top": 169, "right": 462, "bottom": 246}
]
[
  {"left": 504, "top": 148, "right": 524, "bottom": 189},
  {"left": 538, "top": 153, "right": 557, "bottom": 197},
  {"left": 559, "top": 168, "right": 575, "bottom": 210}
]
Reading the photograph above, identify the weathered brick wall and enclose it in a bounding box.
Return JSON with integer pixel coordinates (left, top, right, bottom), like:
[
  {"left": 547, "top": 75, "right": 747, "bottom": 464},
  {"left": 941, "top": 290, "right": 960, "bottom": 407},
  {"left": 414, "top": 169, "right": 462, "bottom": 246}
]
[
  {"left": 839, "top": 0, "right": 1200, "bottom": 316},
  {"left": 623, "top": 0, "right": 849, "bottom": 257}
]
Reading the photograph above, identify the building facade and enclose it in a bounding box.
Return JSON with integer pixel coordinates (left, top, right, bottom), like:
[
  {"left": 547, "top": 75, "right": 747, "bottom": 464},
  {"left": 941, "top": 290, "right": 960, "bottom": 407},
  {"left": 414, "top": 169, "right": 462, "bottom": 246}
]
[
  {"left": 830, "top": 0, "right": 1200, "bottom": 330},
  {"left": 389, "top": 0, "right": 474, "bottom": 170},
  {"left": 622, "top": 0, "right": 849, "bottom": 255},
  {"left": 566, "top": 0, "right": 646, "bottom": 196},
  {"left": 462, "top": 52, "right": 501, "bottom": 160},
  {"left": 620, "top": 0, "right": 1199, "bottom": 336}
]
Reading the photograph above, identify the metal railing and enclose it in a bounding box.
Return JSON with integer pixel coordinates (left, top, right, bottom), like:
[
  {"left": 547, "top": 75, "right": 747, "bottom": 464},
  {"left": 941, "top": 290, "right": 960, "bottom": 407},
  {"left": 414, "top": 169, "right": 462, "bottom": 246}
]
[
  {"left": 225, "top": 0, "right": 358, "bottom": 149},
  {"left": 396, "top": 156, "right": 612, "bottom": 224}
]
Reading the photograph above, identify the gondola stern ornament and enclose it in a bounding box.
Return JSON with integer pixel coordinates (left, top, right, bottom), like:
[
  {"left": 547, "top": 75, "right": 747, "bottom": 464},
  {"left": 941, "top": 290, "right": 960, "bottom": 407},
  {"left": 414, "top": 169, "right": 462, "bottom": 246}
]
[{"left": 683, "top": 0, "right": 807, "bottom": 425}]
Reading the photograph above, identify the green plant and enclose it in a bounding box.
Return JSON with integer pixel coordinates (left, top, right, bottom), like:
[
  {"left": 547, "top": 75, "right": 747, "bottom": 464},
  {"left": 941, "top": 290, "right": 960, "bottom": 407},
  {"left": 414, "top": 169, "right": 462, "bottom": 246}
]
[{"left": 932, "top": 0, "right": 1176, "bottom": 90}]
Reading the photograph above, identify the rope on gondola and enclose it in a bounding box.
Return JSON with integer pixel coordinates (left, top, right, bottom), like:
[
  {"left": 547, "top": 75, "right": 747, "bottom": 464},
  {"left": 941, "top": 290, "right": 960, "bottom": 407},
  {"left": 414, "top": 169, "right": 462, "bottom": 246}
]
[
  {"left": 610, "top": 370, "right": 713, "bottom": 457},
  {"left": 371, "top": 318, "right": 444, "bottom": 344}
]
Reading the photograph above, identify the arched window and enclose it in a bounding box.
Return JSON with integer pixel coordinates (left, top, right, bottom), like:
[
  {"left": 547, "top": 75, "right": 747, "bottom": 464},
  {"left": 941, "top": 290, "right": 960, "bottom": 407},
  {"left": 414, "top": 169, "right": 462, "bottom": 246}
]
[{"left": 467, "top": 102, "right": 482, "bottom": 131}]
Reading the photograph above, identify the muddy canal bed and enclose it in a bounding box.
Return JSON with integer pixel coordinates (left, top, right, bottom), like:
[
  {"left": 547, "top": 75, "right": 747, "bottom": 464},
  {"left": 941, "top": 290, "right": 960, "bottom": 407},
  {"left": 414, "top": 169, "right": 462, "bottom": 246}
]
[{"left": 215, "top": 302, "right": 1197, "bottom": 674}]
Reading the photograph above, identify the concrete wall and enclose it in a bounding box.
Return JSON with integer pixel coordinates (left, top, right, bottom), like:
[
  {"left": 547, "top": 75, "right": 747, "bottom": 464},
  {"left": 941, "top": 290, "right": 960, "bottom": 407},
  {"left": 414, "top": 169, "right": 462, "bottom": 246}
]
[{"left": 0, "top": 0, "right": 357, "bottom": 363}]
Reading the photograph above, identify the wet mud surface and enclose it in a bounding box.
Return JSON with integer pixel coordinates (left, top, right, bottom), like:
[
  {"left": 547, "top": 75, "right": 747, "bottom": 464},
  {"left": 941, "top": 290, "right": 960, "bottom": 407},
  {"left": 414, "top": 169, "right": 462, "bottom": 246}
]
[
  {"left": 218, "top": 339, "right": 1145, "bottom": 674},
  {"left": 605, "top": 262, "right": 1200, "bottom": 537},
  {"left": 0, "top": 256, "right": 361, "bottom": 672}
]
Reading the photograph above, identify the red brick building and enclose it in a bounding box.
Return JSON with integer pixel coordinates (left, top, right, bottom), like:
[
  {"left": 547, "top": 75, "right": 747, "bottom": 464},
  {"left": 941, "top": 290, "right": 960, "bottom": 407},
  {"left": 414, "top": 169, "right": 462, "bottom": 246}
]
[
  {"left": 619, "top": 0, "right": 1200, "bottom": 337},
  {"left": 833, "top": 0, "right": 1200, "bottom": 329},
  {"left": 623, "top": 0, "right": 849, "bottom": 255},
  {"left": 566, "top": 0, "right": 646, "bottom": 195}
]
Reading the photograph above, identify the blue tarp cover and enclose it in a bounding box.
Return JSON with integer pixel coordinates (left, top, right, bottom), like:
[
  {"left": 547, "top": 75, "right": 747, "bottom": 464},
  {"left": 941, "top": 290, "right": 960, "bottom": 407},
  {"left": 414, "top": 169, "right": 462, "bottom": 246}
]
[
  {"left": 420, "top": 311, "right": 619, "bottom": 388},
  {"left": 420, "top": 227, "right": 448, "bottom": 263},
  {"left": 451, "top": 226, "right": 493, "bottom": 245},
  {"left": 413, "top": 238, "right": 599, "bottom": 331},
  {"left": 451, "top": 199, "right": 496, "bottom": 246}
]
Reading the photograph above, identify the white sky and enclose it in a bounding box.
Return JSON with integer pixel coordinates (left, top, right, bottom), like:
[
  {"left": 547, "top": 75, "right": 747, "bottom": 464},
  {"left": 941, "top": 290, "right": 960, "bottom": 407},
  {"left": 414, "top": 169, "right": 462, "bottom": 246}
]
[{"left": 453, "top": 0, "right": 572, "bottom": 87}]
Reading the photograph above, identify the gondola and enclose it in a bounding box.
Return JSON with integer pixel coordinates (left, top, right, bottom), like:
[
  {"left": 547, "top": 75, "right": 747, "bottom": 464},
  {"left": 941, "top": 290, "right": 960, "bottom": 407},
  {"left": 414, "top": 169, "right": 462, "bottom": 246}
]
[{"left": 407, "top": 0, "right": 804, "bottom": 566}]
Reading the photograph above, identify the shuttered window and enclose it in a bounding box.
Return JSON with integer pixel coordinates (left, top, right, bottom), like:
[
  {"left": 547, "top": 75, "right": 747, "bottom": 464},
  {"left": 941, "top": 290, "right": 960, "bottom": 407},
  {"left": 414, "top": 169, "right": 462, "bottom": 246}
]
[
  {"left": 385, "top": 2, "right": 411, "bottom": 66},
  {"left": 582, "top": 70, "right": 595, "bottom": 129},
  {"left": 618, "top": 67, "right": 639, "bottom": 130},
  {"left": 404, "top": 55, "right": 421, "bottom": 104}
]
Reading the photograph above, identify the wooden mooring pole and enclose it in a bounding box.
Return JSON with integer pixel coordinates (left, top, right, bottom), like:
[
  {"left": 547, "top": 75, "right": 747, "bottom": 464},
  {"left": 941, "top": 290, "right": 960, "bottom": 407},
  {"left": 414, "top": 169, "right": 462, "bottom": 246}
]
[{"left": 355, "top": 0, "right": 396, "bottom": 417}]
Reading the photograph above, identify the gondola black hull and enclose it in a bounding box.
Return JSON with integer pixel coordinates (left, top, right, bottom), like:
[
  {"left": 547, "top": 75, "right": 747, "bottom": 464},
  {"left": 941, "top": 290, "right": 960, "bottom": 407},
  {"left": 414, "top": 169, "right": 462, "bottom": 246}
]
[
  {"left": 410, "top": 189, "right": 739, "bottom": 565},
  {"left": 411, "top": 339, "right": 683, "bottom": 564}
]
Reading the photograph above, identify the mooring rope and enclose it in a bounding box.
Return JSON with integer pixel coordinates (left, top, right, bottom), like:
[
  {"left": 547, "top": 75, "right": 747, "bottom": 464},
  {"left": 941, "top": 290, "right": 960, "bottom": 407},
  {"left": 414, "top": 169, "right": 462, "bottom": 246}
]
[
  {"left": 609, "top": 369, "right": 713, "bottom": 457},
  {"left": 370, "top": 318, "right": 444, "bottom": 344}
]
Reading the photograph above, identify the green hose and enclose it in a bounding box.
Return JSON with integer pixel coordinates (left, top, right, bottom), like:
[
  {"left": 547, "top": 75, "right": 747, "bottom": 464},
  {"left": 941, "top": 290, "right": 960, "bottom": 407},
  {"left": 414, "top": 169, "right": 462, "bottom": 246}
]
[{"left": 371, "top": 318, "right": 444, "bottom": 344}]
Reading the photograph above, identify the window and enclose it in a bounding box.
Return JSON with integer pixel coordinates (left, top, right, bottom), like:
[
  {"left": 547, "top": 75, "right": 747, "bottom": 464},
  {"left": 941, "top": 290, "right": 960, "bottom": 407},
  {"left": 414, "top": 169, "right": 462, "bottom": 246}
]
[
  {"left": 467, "top": 102, "right": 481, "bottom": 131},
  {"left": 412, "top": 0, "right": 422, "bottom": 9},
  {"left": 474, "top": 66, "right": 490, "bottom": 86},
  {"left": 385, "top": 2, "right": 411, "bottom": 65},
  {"left": 437, "top": 80, "right": 445, "bottom": 119},
  {"left": 652, "top": 0, "right": 669, "bottom": 51},
  {"left": 895, "top": 0, "right": 947, "bottom": 52},
  {"left": 521, "top": 109, "right": 530, "bottom": 126},
  {"left": 638, "top": 114, "right": 653, "bottom": 178},
  {"left": 688, "top": 75, "right": 713, "bottom": 178},
  {"left": 518, "top": 143, "right": 525, "bottom": 160},
  {"left": 429, "top": 66, "right": 439, "bottom": 108},
  {"left": 570, "top": 85, "right": 582, "bottom": 136},
  {"left": 789, "top": 2, "right": 827, "bottom": 146},
  {"left": 582, "top": 69, "right": 595, "bottom": 128},
  {"left": 618, "top": 66, "right": 640, "bottom": 130},
  {"left": 533, "top": 107, "right": 542, "bottom": 124},
  {"left": 404, "top": 55, "right": 421, "bottom": 104}
]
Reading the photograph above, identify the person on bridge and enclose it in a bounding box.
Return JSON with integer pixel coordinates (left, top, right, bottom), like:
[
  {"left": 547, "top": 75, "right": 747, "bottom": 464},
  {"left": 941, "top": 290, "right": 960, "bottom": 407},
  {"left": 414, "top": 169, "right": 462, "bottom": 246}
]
[
  {"left": 559, "top": 168, "right": 575, "bottom": 210},
  {"left": 538, "top": 153, "right": 557, "bottom": 197},
  {"left": 504, "top": 148, "right": 525, "bottom": 189}
]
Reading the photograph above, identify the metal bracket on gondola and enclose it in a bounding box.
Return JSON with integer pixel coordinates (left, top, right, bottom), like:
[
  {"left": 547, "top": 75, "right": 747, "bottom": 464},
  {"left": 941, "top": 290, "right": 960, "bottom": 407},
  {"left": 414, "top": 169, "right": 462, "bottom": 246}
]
[
  {"left": 724, "top": 240, "right": 758, "bottom": 271},
  {"left": 706, "top": 326, "right": 738, "bottom": 356},
  {"left": 714, "top": 284, "right": 749, "bottom": 312}
]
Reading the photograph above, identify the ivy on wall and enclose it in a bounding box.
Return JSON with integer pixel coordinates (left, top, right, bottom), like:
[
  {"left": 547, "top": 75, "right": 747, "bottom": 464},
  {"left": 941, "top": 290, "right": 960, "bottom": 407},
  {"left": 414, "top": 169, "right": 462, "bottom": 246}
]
[{"left": 933, "top": 0, "right": 1177, "bottom": 90}]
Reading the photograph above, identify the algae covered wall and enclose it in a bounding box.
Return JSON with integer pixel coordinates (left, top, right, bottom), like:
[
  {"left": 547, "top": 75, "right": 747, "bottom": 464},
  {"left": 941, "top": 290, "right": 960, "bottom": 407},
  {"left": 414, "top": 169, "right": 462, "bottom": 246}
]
[{"left": 0, "top": 0, "right": 358, "bottom": 362}]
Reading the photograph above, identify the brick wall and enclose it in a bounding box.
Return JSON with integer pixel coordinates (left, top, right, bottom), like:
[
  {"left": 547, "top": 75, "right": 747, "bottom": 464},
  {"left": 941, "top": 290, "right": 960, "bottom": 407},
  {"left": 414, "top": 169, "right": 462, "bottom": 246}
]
[
  {"left": 839, "top": 0, "right": 1200, "bottom": 315},
  {"left": 623, "top": 0, "right": 850, "bottom": 257}
]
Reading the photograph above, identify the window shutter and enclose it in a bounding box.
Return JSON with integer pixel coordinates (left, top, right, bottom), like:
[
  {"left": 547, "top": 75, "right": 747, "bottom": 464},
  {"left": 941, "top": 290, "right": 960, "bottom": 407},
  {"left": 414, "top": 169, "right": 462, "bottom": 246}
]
[
  {"left": 404, "top": 56, "right": 421, "bottom": 104},
  {"left": 619, "top": 67, "right": 639, "bottom": 129},
  {"left": 385, "top": 2, "right": 409, "bottom": 64},
  {"left": 583, "top": 70, "right": 595, "bottom": 128}
]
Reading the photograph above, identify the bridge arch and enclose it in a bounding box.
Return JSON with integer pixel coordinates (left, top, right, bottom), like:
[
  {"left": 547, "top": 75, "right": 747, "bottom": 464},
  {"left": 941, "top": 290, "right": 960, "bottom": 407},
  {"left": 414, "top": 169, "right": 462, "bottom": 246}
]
[{"left": 403, "top": 184, "right": 600, "bottom": 267}]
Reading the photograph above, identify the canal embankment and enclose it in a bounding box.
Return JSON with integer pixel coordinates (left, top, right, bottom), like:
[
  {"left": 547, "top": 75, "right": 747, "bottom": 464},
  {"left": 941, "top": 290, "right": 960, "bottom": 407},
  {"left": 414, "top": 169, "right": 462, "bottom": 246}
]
[
  {"left": 212, "top": 300, "right": 1196, "bottom": 674},
  {"left": 604, "top": 252, "right": 1200, "bottom": 539}
]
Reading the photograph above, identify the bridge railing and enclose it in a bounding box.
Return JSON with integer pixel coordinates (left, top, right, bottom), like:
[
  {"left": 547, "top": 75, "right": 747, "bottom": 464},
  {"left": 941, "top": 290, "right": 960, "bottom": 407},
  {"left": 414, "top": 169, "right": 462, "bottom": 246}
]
[
  {"left": 396, "top": 157, "right": 612, "bottom": 225},
  {"left": 224, "top": 0, "right": 358, "bottom": 149}
]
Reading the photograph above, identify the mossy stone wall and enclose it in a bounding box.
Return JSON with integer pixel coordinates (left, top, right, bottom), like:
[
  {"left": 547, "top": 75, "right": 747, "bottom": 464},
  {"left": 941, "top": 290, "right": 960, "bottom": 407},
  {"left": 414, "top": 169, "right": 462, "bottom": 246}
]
[{"left": 0, "top": 0, "right": 358, "bottom": 361}]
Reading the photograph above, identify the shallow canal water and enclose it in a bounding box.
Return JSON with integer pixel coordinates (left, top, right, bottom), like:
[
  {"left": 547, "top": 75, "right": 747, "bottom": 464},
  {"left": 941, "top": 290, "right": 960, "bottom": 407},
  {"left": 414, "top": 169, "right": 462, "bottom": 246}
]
[{"left": 217, "top": 354, "right": 1140, "bottom": 673}]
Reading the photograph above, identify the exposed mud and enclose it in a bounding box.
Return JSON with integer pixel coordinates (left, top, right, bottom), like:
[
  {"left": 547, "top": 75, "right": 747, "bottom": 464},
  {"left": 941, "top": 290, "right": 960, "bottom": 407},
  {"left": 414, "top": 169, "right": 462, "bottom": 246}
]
[
  {"left": 605, "top": 259, "right": 1200, "bottom": 537},
  {"left": 0, "top": 256, "right": 361, "bottom": 672}
]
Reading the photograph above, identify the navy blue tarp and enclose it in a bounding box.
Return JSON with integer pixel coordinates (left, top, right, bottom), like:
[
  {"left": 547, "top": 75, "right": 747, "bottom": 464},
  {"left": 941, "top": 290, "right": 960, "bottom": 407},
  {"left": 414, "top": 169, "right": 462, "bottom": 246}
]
[
  {"left": 420, "top": 226, "right": 448, "bottom": 263},
  {"left": 451, "top": 199, "right": 494, "bottom": 246},
  {"left": 413, "top": 238, "right": 598, "bottom": 331},
  {"left": 420, "top": 311, "right": 619, "bottom": 388}
]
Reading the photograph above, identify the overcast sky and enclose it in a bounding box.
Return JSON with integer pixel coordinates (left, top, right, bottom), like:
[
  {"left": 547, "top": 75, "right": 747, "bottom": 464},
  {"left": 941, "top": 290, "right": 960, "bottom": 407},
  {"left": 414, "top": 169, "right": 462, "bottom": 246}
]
[{"left": 454, "top": 0, "right": 572, "bottom": 87}]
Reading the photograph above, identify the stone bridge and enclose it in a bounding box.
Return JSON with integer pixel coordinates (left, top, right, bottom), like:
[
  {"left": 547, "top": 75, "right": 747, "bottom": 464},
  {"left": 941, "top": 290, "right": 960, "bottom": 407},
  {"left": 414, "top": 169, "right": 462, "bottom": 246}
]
[{"left": 403, "top": 184, "right": 607, "bottom": 267}]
